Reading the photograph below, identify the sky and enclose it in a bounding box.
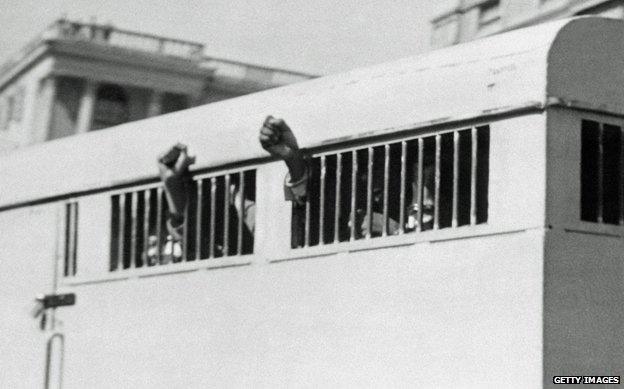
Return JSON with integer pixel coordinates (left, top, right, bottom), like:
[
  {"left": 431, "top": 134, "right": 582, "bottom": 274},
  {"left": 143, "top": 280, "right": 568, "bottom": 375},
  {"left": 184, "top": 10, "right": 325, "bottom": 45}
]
[{"left": 0, "top": 0, "right": 457, "bottom": 75}]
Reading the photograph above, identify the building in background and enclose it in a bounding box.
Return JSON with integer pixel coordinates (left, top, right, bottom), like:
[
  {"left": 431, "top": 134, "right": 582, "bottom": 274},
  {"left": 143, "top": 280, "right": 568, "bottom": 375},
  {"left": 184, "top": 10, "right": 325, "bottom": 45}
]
[
  {"left": 431, "top": 0, "right": 623, "bottom": 48},
  {"left": 0, "top": 18, "right": 314, "bottom": 153}
]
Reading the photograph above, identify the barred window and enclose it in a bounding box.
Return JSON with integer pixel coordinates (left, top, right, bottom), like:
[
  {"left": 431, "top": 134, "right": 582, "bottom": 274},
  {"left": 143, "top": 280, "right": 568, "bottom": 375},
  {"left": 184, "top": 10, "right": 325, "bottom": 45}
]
[
  {"left": 292, "top": 126, "right": 490, "bottom": 248},
  {"left": 110, "top": 169, "right": 255, "bottom": 272},
  {"left": 64, "top": 202, "right": 78, "bottom": 277},
  {"left": 581, "top": 119, "right": 622, "bottom": 224}
]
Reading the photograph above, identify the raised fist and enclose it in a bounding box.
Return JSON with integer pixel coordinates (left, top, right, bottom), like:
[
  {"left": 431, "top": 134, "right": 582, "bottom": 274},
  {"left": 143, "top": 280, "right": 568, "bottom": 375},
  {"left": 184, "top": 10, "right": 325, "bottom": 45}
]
[
  {"left": 157, "top": 143, "right": 195, "bottom": 221},
  {"left": 259, "top": 116, "right": 300, "bottom": 160},
  {"left": 158, "top": 143, "right": 195, "bottom": 183}
]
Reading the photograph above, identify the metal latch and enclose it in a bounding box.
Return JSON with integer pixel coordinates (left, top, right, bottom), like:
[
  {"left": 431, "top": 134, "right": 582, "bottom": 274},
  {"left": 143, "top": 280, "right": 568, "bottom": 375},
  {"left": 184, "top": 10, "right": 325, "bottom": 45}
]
[
  {"left": 36, "top": 293, "right": 76, "bottom": 309},
  {"left": 32, "top": 293, "right": 76, "bottom": 330}
]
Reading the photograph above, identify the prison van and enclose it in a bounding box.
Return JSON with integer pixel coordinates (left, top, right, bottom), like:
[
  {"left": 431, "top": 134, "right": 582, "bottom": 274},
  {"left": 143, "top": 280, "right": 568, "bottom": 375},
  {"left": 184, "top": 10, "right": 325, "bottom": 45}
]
[{"left": 1, "top": 17, "right": 622, "bottom": 388}]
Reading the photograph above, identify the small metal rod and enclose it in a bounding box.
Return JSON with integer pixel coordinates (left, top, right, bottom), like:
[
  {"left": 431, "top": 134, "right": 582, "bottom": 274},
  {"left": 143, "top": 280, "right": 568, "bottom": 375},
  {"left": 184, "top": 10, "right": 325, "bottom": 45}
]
[
  {"left": 209, "top": 177, "right": 217, "bottom": 258},
  {"left": 182, "top": 198, "right": 189, "bottom": 261},
  {"left": 69, "top": 203, "right": 76, "bottom": 276},
  {"left": 72, "top": 203, "right": 78, "bottom": 275},
  {"left": 433, "top": 135, "right": 441, "bottom": 230},
  {"left": 117, "top": 194, "right": 126, "bottom": 270},
  {"left": 399, "top": 141, "right": 406, "bottom": 234},
  {"left": 382, "top": 144, "right": 390, "bottom": 236},
  {"left": 416, "top": 139, "right": 424, "bottom": 232},
  {"left": 366, "top": 147, "right": 373, "bottom": 238},
  {"left": 597, "top": 123, "right": 604, "bottom": 223},
  {"left": 223, "top": 174, "right": 231, "bottom": 256},
  {"left": 350, "top": 150, "right": 358, "bottom": 241},
  {"left": 237, "top": 172, "right": 245, "bottom": 255},
  {"left": 319, "top": 156, "right": 326, "bottom": 244},
  {"left": 130, "top": 191, "right": 138, "bottom": 268},
  {"left": 156, "top": 188, "right": 163, "bottom": 264},
  {"left": 196, "top": 180, "right": 203, "bottom": 259},
  {"left": 65, "top": 203, "right": 74, "bottom": 277},
  {"left": 470, "top": 128, "right": 478, "bottom": 226},
  {"left": 620, "top": 127, "right": 624, "bottom": 225},
  {"left": 64, "top": 203, "right": 71, "bottom": 276},
  {"left": 143, "top": 189, "right": 151, "bottom": 265},
  {"left": 452, "top": 131, "right": 459, "bottom": 228},
  {"left": 304, "top": 188, "right": 311, "bottom": 247},
  {"left": 334, "top": 153, "right": 342, "bottom": 243}
]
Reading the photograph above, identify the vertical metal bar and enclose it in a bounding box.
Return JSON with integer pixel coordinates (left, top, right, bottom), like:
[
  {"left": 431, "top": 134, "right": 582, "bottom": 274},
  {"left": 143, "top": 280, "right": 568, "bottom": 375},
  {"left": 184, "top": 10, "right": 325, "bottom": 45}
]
[
  {"left": 196, "top": 180, "right": 203, "bottom": 259},
  {"left": 350, "top": 150, "right": 358, "bottom": 241},
  {"left": 143, "top": 189, "right": 151, "bottom": 264},
  {"left": 434, "top": 134, "right": 441, "bottom": 230},
  {"left": 68, "top": 203, "right": 76, "bottom": 276},
  {"left": 319, "top": 156, "right": 326, "bottom": 244},
  {"left": 68, "top": 203, "right": 75, "bottom": 276},
  {"left": 237, "top": 172, "right": 245, "bottom": 255},
  {"left": 223, "top": 174, "right": 230, "bottom": 255},
  {"left": 156, "top": 188, "right": 163, "bottom": 264},
  {"left": 416, "top": 138, "right": 424, "bottom": 232},
  {"left": 183, "top": 198, "right": 189, "bottom": 261},
  {"left": 63, "top": 203, "right": 70, "bottom": 277},
  {"left": 597, "top": 123, "right": 604, "bottom": 223},
  {"left": 366, "top": 147, "right": 373, "bottom": 238},
  {"left": 209, "top": 177, "right": 217, "bottom": 258},
  {"left": 470, "top": 128, "right": 478, "bottom": 226},
  {"left": 65, "top": 203, "right": 74, "bottom": 277},
  {"left": 399, "top": 141, "right": 406, "bottom": 234},
  {"left": 72, "top": 202, "right": 78, "bottom": 275},
  {"left": 382, "top": 144, "right": 390, "bottom": 236},
  {"left": 117, "top": 194, "right": 126, "bottom": 270},
  {"left": 334, "top": 153, "right": 342, "bottom": 243},
  {"left": 130, "top": 191, "right": 138, "bottom": 268},
  {"left": 620, "top": 127, "right": 624, "bottom": 225},
  {"left": 304, "top": 193, "right": 311, "bottom": 247},
  {"left": 452, "top": 131, "right": 459, "bottom": 228}
]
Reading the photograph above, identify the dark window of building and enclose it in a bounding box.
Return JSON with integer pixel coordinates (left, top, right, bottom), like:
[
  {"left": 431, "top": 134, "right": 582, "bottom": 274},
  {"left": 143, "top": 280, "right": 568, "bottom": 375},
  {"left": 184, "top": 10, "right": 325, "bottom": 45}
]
[
  {"left": 162, "top": 92, "right": 189, "bottom": 114},
  {"left": 291, "top": 126, "right": 490, "bottom": 248},
  {"left": 109, "top": 169, "right": 255, "bottom": 272},
  {"left": 581, "top": 119, "right": 622, "bottom": 224},
  {"left": 478, "top": 0, "right": 501, "bottom": 28},
  {"left": 92, "top": 84, "right": 129, "bottom": 130},
  {"left": 49, "top": 77, "right": 83, "bottom": 140}
]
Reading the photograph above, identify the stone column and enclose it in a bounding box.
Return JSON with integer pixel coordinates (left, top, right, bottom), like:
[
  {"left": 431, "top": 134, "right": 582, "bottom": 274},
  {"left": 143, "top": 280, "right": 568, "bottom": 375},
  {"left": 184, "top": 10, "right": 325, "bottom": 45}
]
[
  {"left": 147, "top": 90, "right": 163, "bottom": 117},
  {"left": 76, "top": 80, "right": 97, "bottom": 133},
  {"left": 32, "top": 76, "right": 57, "bottom": 143}
]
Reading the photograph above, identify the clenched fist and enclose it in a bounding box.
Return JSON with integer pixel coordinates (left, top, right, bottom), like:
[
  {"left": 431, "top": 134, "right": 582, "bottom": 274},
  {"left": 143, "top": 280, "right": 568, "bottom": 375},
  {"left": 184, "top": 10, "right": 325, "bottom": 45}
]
[
  {"left": 259, "top": 116, "right": 300, "bottom": 160},
  {"left": 158, "top": 143, "right": 195, "bottom": 223}
]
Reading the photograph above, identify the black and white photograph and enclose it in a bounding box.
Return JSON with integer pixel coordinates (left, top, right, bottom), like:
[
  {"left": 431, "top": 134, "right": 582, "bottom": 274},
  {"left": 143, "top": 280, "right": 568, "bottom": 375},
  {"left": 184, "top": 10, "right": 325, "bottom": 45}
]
[{"left": 0, "top": 1, "right": 622, "bottom": 388}]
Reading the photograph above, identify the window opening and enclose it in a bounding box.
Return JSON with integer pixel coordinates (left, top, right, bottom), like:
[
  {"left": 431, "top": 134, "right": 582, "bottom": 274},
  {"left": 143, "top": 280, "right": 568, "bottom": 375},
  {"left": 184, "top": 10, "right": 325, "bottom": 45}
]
[
  {"left": 92, "top": 84, "right": 129, "bottom": 130},
  {"left": 110, "top": 169, "right": 255, "bottom": 272},
  {"left": 581, "top": 119, "right": 622, "bottom": 225},
  {"left": 478, "top": 0, "right": 501, "bottom": 28},
  {"left": 292, "top": 126, "right": 490, "bottom": 248}
]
